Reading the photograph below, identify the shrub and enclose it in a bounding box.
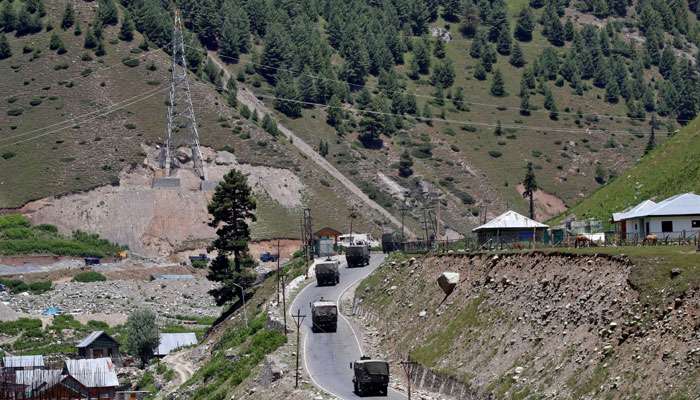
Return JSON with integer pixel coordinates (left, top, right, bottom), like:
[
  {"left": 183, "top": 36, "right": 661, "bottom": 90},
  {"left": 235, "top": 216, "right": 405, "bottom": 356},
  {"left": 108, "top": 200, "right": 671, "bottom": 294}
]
[
  {"left": 488, "top": 150, "right": 502, "bottom": 158},
  {"left": 1, "top": 152, "right": 16, "bottom": 160},
  {"left": 411, "top": 143, "right": 433, "bottom": 159},
  {"left": 81, "top": 68, "right": 92, "bottom": 77},
  {"left": 29, "top": 98, "right": 42, "bottom": 106},
  {"left": 7, "top": 108, "right": 23, "bottom": 116},
  {"left": 73, "top": 271, "right": 107, "bottom": 283},
  {"left": 121, "top": 57, "right": 139, "bottom": 67}
]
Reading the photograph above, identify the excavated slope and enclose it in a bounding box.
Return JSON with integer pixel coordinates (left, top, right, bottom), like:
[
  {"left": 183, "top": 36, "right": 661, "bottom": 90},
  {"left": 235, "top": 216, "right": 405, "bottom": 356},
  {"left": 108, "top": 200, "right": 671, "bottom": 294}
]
[{"left": 356, "top": 252, "right": 699, "bottom": 399}]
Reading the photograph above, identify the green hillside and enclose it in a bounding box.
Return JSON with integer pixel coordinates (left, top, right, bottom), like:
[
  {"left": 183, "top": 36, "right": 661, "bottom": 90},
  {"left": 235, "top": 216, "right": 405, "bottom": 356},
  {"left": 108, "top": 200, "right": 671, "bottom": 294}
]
[{"left": 558, "top": 115, "right": 700, "bottom": 224}]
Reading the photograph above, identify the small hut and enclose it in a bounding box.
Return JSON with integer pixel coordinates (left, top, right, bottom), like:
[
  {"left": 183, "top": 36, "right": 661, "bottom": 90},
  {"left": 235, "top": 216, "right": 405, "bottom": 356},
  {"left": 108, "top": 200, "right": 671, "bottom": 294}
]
[{"left": 473, "top": 211, "right": 549, "bottom": 245}]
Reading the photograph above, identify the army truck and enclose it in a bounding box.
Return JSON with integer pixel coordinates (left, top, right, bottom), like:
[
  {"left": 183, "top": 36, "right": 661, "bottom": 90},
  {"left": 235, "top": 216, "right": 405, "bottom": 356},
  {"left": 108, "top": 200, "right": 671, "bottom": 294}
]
[
  {"left": 351, "top": 356, "right": 389, "bottom": 396},
  {"left": 310, "top": 300, "right": 337, "bottom": 333},
  {"left": 345, "top": 243, "right": 370, "bottom": 268},
  {"left": 315, "top": 258, "right": 340, "bottom": 286}
]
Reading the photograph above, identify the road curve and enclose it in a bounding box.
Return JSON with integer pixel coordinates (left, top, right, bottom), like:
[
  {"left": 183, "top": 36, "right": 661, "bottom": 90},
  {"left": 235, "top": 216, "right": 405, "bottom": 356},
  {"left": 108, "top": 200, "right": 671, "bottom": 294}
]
[
  {"left": 205, "top": 52, "right": 415, "bottom": 238},
  {"left": 290, "top": 254, "right": 406, "bottom": 400}
]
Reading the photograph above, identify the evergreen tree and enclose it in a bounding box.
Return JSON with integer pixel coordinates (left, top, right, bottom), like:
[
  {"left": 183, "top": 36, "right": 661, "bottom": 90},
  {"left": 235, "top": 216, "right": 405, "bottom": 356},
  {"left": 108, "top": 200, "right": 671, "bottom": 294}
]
[
  {"left": 509, "top": 42, "right": 525, "bottom": 67},
  {"left": 488, "top": 0, "right": 509, "bottom": 43},
  {"left": 16, "top": 5, "right": 42, "bottom": 36},
  {"left": 544, "top": 85, "right": 558, "bottom": 119},
  {"left": 0, "top": 1, "right": 16, "bottom": 33},
  {"left": 207, "top": 169, "right": 257, "bottom": 306},
  {"left": 433, "top": 37, "right": 445, "bottom": 58},
  {"left": 298, "top": 68, "right": 318, "bottom": 106},
  {"left": 422, "top": 102, "right": 433, "bottom": 125},
  {"left": 490, "top": 68, "right": 506, "bottom": 96},
  {"left": 442, "top": 0, "right": 463, "bottom": 22},
  {"left": 563, "top": 17, "right": 574, "bottom": 41},
  {"left": 97, "top": 0, "right": 118, "bottom": 25},
  {"left": 226, "top": 78, "right": 237, "bottom": 108},
  {"left": 530, "top": 0, "right": 545, "bottom": 8},
  {"left": 398, "top": 150, "right": 414, "bottom": 177},
  {"left": 259, "top": 23, "right": 290, "bottom": 84},
  {"left": 94, "top": 39, "right": 105, "bottom": 56},
  {"left": 61, "top": 2, "right": 74, "bottom": 30},
  {"left": 523, "top": 66, "right": 536, "bottom": 89},
  {"left": 359, "top": 95, "right": 389, "bottom": 148},
  {"left": 74, "top": 20, "right": 81, "bottom": 36},
  {"left": 408, "top": 55, "right": 420, "bottom": 80},
  {"left": 452, "top": 86, "right": 466, "bottom": 110},
  {"left": 520, "top": 88, "right": 531, "bottom": 115},
  {"left": 355, "top": 88, "right": 372, "bottom": 110},
  {"left": 514, "top": 7, "right": 535, "bottom": 41},
  {"left": 469, "top": 30, "right": 486, "bottom": 58},
  {"left": 496, "top": 26, "right": 511, "bottom": 55},
  {"left": 606, "top": 77, "right": 620, "bottom": 103},
  {"left": 413, "top": 38, "right": 431, "bottom": 74},
  {"left": 327, "top": 95, "right": 344, "bottom": 127},
  {"left": 431, "top": 59, "right": 455, "bottom": 88},
  {"left": 410, "top": 0, "right": 430, "bottom": 35},
  {"left": 262, "top": 114, "right": 279, "bottom": 137},
  {"left": 118, "top": 12, "right": 135, "bottom": 42},
  {"left": 340, "top": 34, "right": 370, "bottom": 85},
  {"left": 473, "top": 60, "right": 487, "bottom": 80},
  {"left": 318, "top": 139, "right": 329, "bottom": 157},
  {"left": 522, "top": 162, "right": 538, "bottom": 219},
  {"left": 460, "top": 2, "right": 480, "bottom": 38},
  {"left": 84, "top": 28, "right": 97, "bottom": 49},
  {"left": 220, "top": 2, "right": 250, "bottom": 60},
  {"left": 49, "top": 32, "right": 64, "bottom": 51},
  {"left": 0, "top": 32, "right": 10, "bottom": 59},
  {"left": 645, "top": 114, "right": 656, "bottom": 154},
  {"left": 25, "top": 0, "right": 45, "bottom": 16},
  {"left": 659, "top": 46, "right": 676, "bottom": 80},
  {"left": 274, "top": 72, "right": 302, "bottom": 118}
]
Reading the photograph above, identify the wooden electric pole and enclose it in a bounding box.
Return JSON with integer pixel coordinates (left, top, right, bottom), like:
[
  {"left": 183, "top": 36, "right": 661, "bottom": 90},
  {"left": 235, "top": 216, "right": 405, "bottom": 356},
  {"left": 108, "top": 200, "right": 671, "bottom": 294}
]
[
  {"left": 400, "top": 358, "right": 418, "bottom": 400},
  {"left": 292, "top": 309, "right": 306, "bottom": 388}
]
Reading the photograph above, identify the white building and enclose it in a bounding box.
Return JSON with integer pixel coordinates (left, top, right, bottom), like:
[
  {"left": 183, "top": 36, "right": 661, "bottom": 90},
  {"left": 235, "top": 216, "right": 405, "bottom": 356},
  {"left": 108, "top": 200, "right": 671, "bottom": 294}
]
[{"left": 612, "top": 193, "right": 700, "bottom": 239}]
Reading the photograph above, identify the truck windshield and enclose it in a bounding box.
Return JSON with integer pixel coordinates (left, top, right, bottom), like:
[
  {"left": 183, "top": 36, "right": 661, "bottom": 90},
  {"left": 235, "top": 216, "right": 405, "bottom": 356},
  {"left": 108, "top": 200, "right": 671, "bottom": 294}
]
[
  {"left": 315, "top": 306, "right": 337, "bottom": 315},
  {"left": 360, "top": 361, "right": 389, "bottom": 375}
]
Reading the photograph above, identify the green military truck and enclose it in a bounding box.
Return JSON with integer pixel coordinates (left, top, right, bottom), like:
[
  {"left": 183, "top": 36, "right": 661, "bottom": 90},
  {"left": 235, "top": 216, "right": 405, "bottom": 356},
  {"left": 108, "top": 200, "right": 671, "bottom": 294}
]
[
  {"left": 351, "top": 356, "right": 389, "bottom": 396},
  {"left": 310, "top": 300, "right": 337, "bottom": 333},
  {"left": 345, "top": 244, "right": 370, "bottom": 268},
  {"left": 315, "top": 258, "right": 340, "bottom": 286}
]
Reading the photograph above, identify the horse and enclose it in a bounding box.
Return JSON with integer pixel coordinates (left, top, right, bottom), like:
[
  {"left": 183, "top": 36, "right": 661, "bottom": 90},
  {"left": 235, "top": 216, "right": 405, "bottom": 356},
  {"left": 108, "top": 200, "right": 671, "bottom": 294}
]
[{"left": 643, "top": 234, "right": 657, "bottom": 246}]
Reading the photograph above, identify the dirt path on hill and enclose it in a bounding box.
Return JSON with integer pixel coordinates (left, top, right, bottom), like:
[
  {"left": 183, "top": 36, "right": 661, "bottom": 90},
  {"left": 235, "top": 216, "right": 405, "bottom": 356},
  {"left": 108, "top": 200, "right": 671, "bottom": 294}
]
[{"left": 208, "top": 53, "right": 415, "bottom": 238}]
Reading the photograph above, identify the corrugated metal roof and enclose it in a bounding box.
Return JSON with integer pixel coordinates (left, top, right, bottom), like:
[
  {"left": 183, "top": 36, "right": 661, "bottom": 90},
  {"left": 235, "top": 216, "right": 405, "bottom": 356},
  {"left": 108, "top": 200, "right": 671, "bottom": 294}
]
[
  {"left": 153, "top": 274, "right": 195, "bottom": 281},
  {"left": 77, "top": 331, "right": 107, "bottom": 348},
  {"left": 3, "top": 355, "right": 44, "bottom": 368},
  {"left": 155, "top": 333, "right": 198, "bottom": 356},
  {"left": 473, "top": 211, "right": 549, "bottom": 231},
  {"left": 613, "top": 193, "right": 700, "bottom": 221},
  {"left": 15, "top": 369, "right": 63, "bottom": 387},
  {"left": 63, "top": 358, "right": 119, "bottom": 388}
]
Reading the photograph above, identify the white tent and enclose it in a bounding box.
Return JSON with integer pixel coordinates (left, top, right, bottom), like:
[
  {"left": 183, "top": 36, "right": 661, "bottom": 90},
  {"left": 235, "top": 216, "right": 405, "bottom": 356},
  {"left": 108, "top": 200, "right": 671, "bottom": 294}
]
[{"left": 473, "top": 210, "right": 548, "bottom": 231}]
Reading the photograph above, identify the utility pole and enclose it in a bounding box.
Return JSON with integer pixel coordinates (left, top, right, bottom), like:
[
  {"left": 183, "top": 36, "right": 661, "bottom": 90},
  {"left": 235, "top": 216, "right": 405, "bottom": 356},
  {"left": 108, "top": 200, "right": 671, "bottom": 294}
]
[
  {"left": 276, "top": 239, "right": 281, "bottom": 303},
  {"left": 400, "top": 358, "right": 417, "bottom": 400},
  {"left": 292, "top": 309, "right": 306, "bottom": 388},
  {"left": 348, "top": 206, "right": 358, "bottom": 242},
  {"left": 399, "top": 204, "right": 408, "bottom": 243},
  {"left": 281, "top": 274, "right": 288, "bottom": 335}
]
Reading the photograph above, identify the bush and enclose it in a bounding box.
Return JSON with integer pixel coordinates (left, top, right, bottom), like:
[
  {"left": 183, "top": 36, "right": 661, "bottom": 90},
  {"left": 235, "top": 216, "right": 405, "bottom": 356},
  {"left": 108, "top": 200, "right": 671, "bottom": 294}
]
[
  {"left": 29, "top": 98, "right": 42, "bottom": 106},
  {"left": 1, "top": 152, "right": 16, "bottom": 160},
  {"left": 7, "top": 108, "right": 24, "bottom": 116},
  {"left": 411, "top": 143, "right": 433, "bottom": 159},
  {"left": 488, "top": 150, "right": 502, "bottom": 158},
  {"left": 73, "top": 271, "right": 107, "bottom": 283},
  {"left": 121, "top": 57, "right": 139, "bottom": 67}
]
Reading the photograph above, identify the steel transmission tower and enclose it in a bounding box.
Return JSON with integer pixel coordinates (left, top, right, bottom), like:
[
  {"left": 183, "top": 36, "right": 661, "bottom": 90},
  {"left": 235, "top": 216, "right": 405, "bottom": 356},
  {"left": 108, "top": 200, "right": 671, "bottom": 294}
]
[{"left": 159, "top": 10, "right": 207, "bottom": 184}]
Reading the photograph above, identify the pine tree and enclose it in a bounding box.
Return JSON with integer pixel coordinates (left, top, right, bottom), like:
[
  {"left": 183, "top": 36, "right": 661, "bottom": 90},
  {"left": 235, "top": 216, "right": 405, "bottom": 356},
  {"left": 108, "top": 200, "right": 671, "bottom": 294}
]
[
  {"left": 564, "top": 17, "right": 574, "bottom": 41},
  {"left": 520, "top": 88, "right": 531, "bottom": 115},
  {"left": 207, "top": 169, "right": 257, "bottom": 306},
  {"left": 0, "top": 32, "right": 11, "bottom": 59},
  {"left": 482, "top": 44, "right": 497, "bottom": 72},
  {"left": 490, "top": 68, "right": 506, "bottom": 96},
  {"left": 413, "top": 38, "right": 431, "bottom": 74},
  {"left": 49, "top": 32, "right": 64, "bottom": 51},
  {"left": 16, "top": 5, "right": 42, "bottom": 36},
  {"left": 523, "top": 162, "right": 538, "bottom": 219},
  {"left": 469, "top": 30, "right": 486, "bottom": 59},
  {"left": 94, "top": 38, "right": 105, "bottom": 56},
  {"left": 274, "top": 72, "right": 302, "bottom": 118},
  {"left": 398, "top": 150, "right": 414, "bottom": 177},
  {"left": 452, "top": 86, "right": 466, "bottom": 110},
  {"left": 97, "top": 0, "right": 118, "bottom": 25},
  {"left": 327, "top": 95, "right": 344, "bottom": 127},
  {"left": 408, "top": 55, "right": 420, "bottom": 80},
  {"left": 226, "top": 78, "right": 237, "bottom": 108},
  {"left": 645, "top": 114, "right": 656, "bottom": 154},
  {"left": 84, "top": 29, "right": 97, "bottom": 49},
  {"left": 61, "top": 2, "right": 74, "bottom": 30},
  {"left": 25, "top": 0, "right": 45, "bottom": 16},
  {"left": 496, "top": 26, "right": 511, "bottom": 55},
  {"left": 262, "top": 114, "right": 279, "bottom": 137},
  {"left": 340, "top": 34, "right": 370, "bottom": 86},
  {"left": 433, "top": 37, "right": 445, "bottom": 58},
  {"left": 514, "top": 7, "right": 534, "bottom": 41},
  {"left": 431, "top": 59, "right": 455, "bottom": 88},
  {"left": 606, "top": 77, "right": 620, "bottom": 103},
  {"left": 298, "top": 68, "right": 318, "bottom": 106},
  {"left": 356, "top": 88, "right": 372, "bottom": 110},
  {"left": 422, "top": 102, "right": 433, "bottom": 125},
  {"left": 359, "top": 95, "right": 389, "bottom": 148},
  {"left": 473, "top": 60, "right": 487, "bottom": 80},
  {"left": 318, "top": 139, "right": 329, "bottom": 157},
  {"left": 0, "top": 1, "right": 16, "bottom": 33},
  {"left": 509, "top": 42, "right": 525, "bottom": 67},
  {"left": 460, "top": 2, "right": 480, "bottom": 38},
  {"left": 118, "top": 12, "right": 135, "bottom": 42},
  {"left": 220, "top": 3, "right": 250, "bottom": 60},
  {"left": 544, "top": 85, "right": 558, "bottom": 119},
  {"left": 259, "top": 23, "right": 290, "bottom": 84},
  {"left": 659, "top": 46, "right": 676, "bottom": 80},
  {"left": 74, "top": 20, "right": 81, "bottom": 36}
]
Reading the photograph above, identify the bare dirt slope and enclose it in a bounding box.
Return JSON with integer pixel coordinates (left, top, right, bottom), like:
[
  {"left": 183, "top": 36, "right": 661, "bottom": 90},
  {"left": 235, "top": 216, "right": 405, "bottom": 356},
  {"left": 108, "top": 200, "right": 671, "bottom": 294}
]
[{"left": 356, "top": 253, "right": 699, "bottom": 399}]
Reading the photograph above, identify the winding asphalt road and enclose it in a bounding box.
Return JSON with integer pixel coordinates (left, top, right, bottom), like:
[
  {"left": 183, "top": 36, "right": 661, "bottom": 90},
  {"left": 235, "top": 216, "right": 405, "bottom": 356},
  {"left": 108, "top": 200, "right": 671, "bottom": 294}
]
[{"left": 290, "top": 254, "right": 406, "bottom": 400}]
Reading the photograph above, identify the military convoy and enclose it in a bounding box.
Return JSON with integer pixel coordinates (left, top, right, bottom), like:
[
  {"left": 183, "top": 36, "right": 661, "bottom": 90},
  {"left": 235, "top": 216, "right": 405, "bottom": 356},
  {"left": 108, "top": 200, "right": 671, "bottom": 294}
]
[
  {"left": 351, "top": 356, "right": 390, "bottom": 396},
  {"left": 310, "top": 300, "right": 338, "bottom": 333},
  {"left": 315, "top": 258, "right": 340, "bottom": 286},
  {"left": 345, "top": 243, "right": 370, "bottom": 268}
]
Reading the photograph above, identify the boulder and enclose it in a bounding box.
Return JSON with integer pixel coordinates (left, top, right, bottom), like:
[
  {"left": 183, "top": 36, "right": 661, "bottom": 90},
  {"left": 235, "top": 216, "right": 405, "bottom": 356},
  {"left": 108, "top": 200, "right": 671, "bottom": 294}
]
[{"left": 437, "top": 272, "right": 460, "bottom": 295}]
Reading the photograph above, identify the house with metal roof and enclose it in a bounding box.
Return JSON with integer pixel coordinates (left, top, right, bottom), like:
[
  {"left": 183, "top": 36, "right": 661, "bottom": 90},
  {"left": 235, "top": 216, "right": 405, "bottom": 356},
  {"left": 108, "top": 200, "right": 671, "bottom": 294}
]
[
  {"left": 77, "top": 331, "right": 121, "bottom": 363},
  {"left": 2, "top": 355, "right": 45, "bottom": 371},
  {"left": 612, "top": 193, "right": 700, "bottom": 240},
  {"left": 472, "top": 210, "right": 549, "bottom": 245},
  {"left": 155, "top": 333, "right": 198, "bottom": 356},
  {"left": 61, "top": 357, "right": 119, "bottom": 399}
]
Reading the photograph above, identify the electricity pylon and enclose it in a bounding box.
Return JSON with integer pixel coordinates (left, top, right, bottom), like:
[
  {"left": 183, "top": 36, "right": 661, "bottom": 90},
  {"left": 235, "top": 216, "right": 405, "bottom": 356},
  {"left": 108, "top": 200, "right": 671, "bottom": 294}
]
[{"left": 160, "top": 10, "right": 206, "bottom": 182}]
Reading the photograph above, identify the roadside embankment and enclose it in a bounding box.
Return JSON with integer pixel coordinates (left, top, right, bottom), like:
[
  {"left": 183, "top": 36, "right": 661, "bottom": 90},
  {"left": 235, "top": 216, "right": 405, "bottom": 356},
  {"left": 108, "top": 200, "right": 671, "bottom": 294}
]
[{"left": 355, "top": 252, "right": 699, "bottom": 399}]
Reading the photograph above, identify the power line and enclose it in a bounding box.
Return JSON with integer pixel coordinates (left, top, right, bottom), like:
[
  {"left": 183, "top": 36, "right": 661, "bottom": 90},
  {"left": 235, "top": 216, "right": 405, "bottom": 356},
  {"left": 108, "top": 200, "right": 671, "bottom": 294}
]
[
  {"left": 0, "top": 86, "right": 169, "bottom": 149},
  {"left": 192, "top": 45, "right": 685, "bottom": 123}
]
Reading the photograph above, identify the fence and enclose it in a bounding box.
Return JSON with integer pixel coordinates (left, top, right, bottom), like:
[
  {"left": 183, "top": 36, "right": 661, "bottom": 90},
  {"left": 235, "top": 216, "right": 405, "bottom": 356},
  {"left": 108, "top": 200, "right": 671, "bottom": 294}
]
[{"left": 392, "top": 230, "right": 700, "bottom": 254}]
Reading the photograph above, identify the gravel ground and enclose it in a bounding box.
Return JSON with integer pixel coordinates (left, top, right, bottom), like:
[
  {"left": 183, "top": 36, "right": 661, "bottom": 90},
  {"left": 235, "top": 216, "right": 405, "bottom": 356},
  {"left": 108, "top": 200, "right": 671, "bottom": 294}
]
[{"left": 1, "top": 278, "right": 222, "bottom": 320}]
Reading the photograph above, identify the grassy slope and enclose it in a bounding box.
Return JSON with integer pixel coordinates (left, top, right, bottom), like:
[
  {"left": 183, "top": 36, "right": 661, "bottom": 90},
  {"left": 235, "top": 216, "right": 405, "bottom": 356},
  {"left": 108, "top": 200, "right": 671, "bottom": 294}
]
[
  {"left": 557, "top": 115, "right": 700, "bottom": 224},
  {"left": 0, "top": 3, "right": 380, "bottom": 239}
]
